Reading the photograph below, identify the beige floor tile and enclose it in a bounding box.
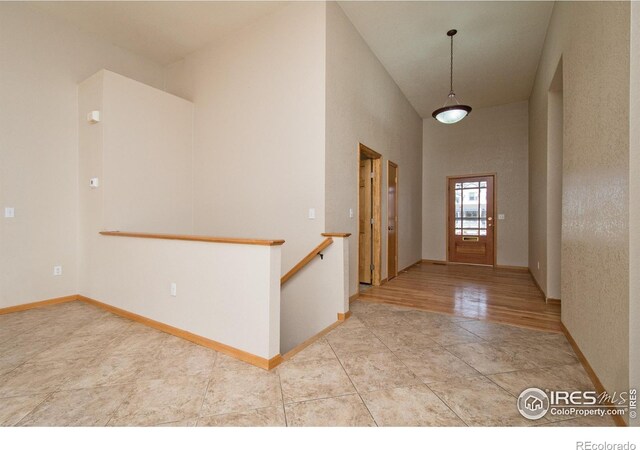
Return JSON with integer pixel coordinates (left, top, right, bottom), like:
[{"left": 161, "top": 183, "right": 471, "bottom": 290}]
[
  {"left": 278, "top": 357, "right": 356, "bottom": 404},
  {"left": 201, "top": 366, "right": 282, "bottom": 416},
  {"left": 285, "top": 394, "right": 375, "bottom": 426},
  {"left": 0, "top": 394, "right": 48, "bottom": 426},
  {"left": 421, "top": 324, "right": 484, "bottom": 346},
  {"left": 154, "top": 418, "right": 198, "bottom": 426},
  {"left": 108, "top": 376, "right": 209, "bottom": 426},
  {"left": 541, "top": 415, "right": 617, "bottom": 427},
  {"left": 395, "top": 347, "right": 481, "bottom": 384},
  {"left": 488, "top": 363, "right": 595, "bottom": 397},
  {"left": 31, "top": 332, "right": 116, "bottom": 363},
  {"left": 0, "top": 335, "right": 56, "bottom": 376},
  {"left": 429, "top": 376, "right": 533, "bottom": 426},
  {"left": 18, "top": 384, "right": 133, "bottom": 426},
  {"left": 494, "top": 337, "right": 578, "bottom": 368},
  {"left": 446, "top": 342, "right": 538, "bottom": 375},
  {"left": 61, "top": 352, "right": 155, "bottom": 390},
  {"left": 369, "top": 326, "right": 439, "bottom": 353},
  {"left": 0, "top": 358, "right": 89, "bottom": 398},
  {"left": 457, "top": 321, "right": 550, "bottom": 342},
  {"left": 199, "top": 406, "right": 286, "bottom": 427},
  {"left": 73, "top": 315, "right": 134, "bottom": 337},
  {"left": 339, "top": 351, "right": 420, "bottom": 393},
  {"left": 334, "top": 316, "right": 366, "bottom": 331},
  {"left": 361, "top": 384, "right": 465, "bottom": 426},
  {"left": 357, "top": 311, "right": 407, "bottom": 328},
  {"left": 139, "top": 336, "right": 217, "bottom": 379},
  {"left": 213, "top": 353, "right": 257, "bottom": 371},
  {"left": 103, "top": 326, "right": 170, "bottom": 357},
  {"left": 285, "top": 338, "right": 338, "bottom": 364},
  {"left": 326, "top": 327, "right": 388, "bottom": 358}
]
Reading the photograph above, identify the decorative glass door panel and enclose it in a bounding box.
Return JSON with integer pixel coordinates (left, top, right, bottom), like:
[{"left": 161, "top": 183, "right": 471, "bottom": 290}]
[{"left": 448, "top": 176, "right": 494, "bottom": 265}]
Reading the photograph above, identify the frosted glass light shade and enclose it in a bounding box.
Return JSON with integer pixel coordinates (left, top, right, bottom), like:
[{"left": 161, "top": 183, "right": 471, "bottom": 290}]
[{"left": 432, "top": 105, "right": 472, "bottom": 124}]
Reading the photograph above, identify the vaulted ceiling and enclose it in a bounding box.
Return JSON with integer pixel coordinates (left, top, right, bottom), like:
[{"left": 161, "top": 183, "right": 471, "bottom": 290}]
[
  {"left": 29, "top": 1, "right": 553, "bottom": 117},
  {"left": 28, "top": 1, "right": 289, "bottom": 66},
  {"left": 338, "top": 1, "right": 553, "bottom": 116}
]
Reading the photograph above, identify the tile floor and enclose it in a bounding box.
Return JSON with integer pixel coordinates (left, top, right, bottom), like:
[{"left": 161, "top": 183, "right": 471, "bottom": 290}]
[{"left": 0, "top": 300, "right": 616, "bottom": 427}]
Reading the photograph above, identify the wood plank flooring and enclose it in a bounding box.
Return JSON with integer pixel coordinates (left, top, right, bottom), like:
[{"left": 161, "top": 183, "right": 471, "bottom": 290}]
[{"left": 358, "top": 262, "right": 561, "bottom": 332}]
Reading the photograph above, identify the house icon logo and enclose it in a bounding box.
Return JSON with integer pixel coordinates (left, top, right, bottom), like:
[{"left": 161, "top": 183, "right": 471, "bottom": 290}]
[{"left": 517, "top": 388, "right": 550, "bottom": 420}]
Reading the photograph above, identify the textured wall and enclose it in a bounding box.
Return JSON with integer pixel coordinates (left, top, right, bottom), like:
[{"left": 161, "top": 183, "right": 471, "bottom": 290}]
[
  {"left": 164, "top": 2, "right": 327, "bottom": 273},
  {"left": 529, "top": 1, "right": 630, "bottom": 402},
  {"left": 0, "top": 3, "right": 163, "bottom": 308},
  {"left": 102, "top": 71, "right": 194, "bottom": 234},
  {"left": 630, "top": 0, "right": 640, "bottom": 428},
  {"left": 422, "top": 101, "right": 529, "bottom": 267},
  {"left": 325, "top": 2, "right": 423, "bottom": 296}
]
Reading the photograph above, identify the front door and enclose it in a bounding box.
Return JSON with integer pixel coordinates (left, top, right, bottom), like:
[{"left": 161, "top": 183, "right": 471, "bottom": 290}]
[{"left": 448, "top": 175, "right": 495, "bottom": 265}]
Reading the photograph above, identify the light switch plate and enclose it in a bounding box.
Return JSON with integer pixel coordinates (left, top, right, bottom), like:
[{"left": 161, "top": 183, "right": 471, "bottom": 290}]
[
  {"left": 4, "top": 207, "right": 15, "bottom": 218},
  {"left": 498, "top": 214, "right": 505, "bottom": 220},
  {"left": 349, "top": 208, "right": 354, "bottom": 218},
  {"left": 308, "top": 208, "right": 316, "bottom": 219},
  {"left": 89, "top": 178, "right": 99, "bottom": 188}
]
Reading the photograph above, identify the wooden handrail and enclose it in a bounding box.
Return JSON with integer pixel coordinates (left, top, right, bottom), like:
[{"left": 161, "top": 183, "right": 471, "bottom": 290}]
[
  {"left": 281, "top": 238, "right": 333, "bottom": 286},
  {"left": 100, "top": 231, "right": 285, "bottom": 246}
]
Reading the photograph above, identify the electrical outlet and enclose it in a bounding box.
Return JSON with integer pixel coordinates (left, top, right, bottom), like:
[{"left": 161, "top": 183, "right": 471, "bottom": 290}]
[
  {"left": 170, "top": 283, "right": 177, "bottom": 297},
  {"left": 53, "top": 266, "right": 62, "bottom": 276},
  {"left": 498, "top": 214, "right": 505, "bottom": 220}
]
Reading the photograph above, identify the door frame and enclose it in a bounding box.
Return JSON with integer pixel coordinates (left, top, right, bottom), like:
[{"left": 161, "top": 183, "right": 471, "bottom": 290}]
[
  {"left": 446, "top": 173, "right": 497, "bottom": 266},
  {"left": 358, "top": 143, "right": 382, "bottom": 286},
  {"left": 387, "top": 160, "right": 398, "bottom": 280}
]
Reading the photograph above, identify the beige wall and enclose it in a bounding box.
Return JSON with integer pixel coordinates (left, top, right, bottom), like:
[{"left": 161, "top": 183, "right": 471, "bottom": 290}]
[
  {"left": 102, "top": 71, "right": 194, "bottom": 234},
  {"left": 529, "top": 1, "right": 630, "bottom": 404},
  {"left": 79, "top": 73, "right": 282, "bottom": 359},
  {"left": 164, "top": 2, "right": 327, "bottom": 272},
  {"left": 422, "top": 101, "right": 529, "bottom": 267},
  {"left": 0, "top": 3, "right": 164, "bottom": 308},
  {"left": 325, "top": 2, "right": 423, "bottom": 296},
  {"left": 630, "top": 0, "right": 640, "bottom": 428},
  {"left": 281, "top": 236, "right": 348, "bottom": 354}
]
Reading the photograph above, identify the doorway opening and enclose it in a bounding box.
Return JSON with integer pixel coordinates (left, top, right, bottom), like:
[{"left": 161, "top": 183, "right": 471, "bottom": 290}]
[
  {"left": 358, "top": 143, "right": 382, "bottom": 286},
  {"left": 447, "top": 174, "right": 496, "bottom": 266},
  {"left": 387, "top": 161, "right": 398, "bottom": 280},
  {"left": 547, "top": 57, "right": 563, "bottom": 301}
]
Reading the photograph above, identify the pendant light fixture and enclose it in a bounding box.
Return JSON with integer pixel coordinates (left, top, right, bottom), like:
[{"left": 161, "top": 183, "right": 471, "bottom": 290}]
[{"left": 432, "top": 29, "right": 472, "bottom": 124}]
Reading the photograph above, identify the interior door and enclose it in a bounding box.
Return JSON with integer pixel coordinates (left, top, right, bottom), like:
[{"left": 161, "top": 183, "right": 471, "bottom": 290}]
[
  {"left": 448, "top": 175, "right": 495, "bottom": 265},
  {"left": 359, "top": 159, "right": 373, "bottom": 284},
  {"left": 387, "top": 162, "right": 398, "bottom": 279}
]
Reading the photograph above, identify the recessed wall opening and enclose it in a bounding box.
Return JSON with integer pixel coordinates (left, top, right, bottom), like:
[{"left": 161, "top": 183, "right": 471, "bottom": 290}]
[{"left": 547, "top": 57, "right": 564, "bottom": 302}]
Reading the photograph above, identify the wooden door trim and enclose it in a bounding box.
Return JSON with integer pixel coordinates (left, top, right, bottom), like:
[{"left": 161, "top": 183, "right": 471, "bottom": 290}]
[
  {"left": 445, "top": 173, "right": 497, "bottom": 266},
  {"left": 387, "top": 161, "right": 398, "bottom": 280},
  {"left": 357, "top": 143, "right": 382, "bottom": 287}
]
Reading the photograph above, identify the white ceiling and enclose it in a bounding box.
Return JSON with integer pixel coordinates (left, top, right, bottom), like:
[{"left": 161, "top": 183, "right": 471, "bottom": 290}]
[
  {"left": 29, "top": 1, "right": 553, "bottom": 116},
  {"left": 338, "top": 1, "right": 554, "bottom": 116},
  {"left": 28, "top": 1, "right": 289, "bottom": 66}
]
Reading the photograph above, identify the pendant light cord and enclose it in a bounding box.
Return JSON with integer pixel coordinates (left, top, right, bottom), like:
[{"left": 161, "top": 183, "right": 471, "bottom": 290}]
[{"left": 450, "top": 33, "right": 454, "bottom": 94}]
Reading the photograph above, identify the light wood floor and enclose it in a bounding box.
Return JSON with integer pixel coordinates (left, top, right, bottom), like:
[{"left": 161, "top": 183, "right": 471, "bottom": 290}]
[{"left": 358, "top": 262, "right": 561, "bottom": 332}]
